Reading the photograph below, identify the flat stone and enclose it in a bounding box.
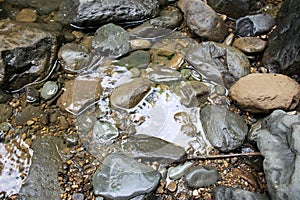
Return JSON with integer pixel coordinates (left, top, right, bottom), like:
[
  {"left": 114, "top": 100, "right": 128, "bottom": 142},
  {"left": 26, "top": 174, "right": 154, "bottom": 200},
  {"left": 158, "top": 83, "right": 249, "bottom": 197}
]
[
  {"left": 200, "top": 105, "right": 248, "bottom": 152},
  {"left": 15, "top": 9, "right": 37, "bottom": 22},
  {"left": 15, "top": 105, "right": 43, "bottom": 126},
  {"left": 213, "top": 186, "right": 269, "bottom": 200},
  {"left": 178, "top": 0, "right": 228, "bottom": 42},
  {"left": 93, "top": 153, "right": 161, "bottom": 199},
  {"left": 184, "top": 165, "right": 219, "bottom": 188},
  {"left": 233, "top": 37, "right": 267, "bottom": 54},
  {"left": 168, "top": 161, "right": 193, "bottom": 180},
  {"left": 121, "top": 134, "right": 186, "bottom": 164},
  {"left": 148, "top": 67, "right": 182, "bottom": 84},
  {"left": 0, "top": 104, "right": 12, "bottom": 123},
  {"left": 149, "top": 6, "right": 183, "bottom": 29},
  {"left": 230, "top": 74, "right": 300, "bottom": 113},
  {"left": 110, "top": 78, "right": 154, "bottom": 110},
  {"left": 115, "top": 50, "right": 150, "bottom": 69}
]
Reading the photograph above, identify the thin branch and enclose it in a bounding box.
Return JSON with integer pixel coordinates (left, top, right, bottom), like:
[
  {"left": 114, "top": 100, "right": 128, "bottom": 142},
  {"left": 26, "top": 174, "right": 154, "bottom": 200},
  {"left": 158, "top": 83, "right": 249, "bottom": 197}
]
[{"left": 188, "top": 152, "right": 262, "bottom": 160}]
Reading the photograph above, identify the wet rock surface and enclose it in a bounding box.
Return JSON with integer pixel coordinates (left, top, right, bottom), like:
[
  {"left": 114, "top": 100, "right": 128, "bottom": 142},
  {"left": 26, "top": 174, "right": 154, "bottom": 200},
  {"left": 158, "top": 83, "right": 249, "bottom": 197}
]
[
  {"left": 92, "top": 153, "right": 161, "bottom": 199},
  {"left": 213, "top": 186, "right": 270, "bottom": 200},
  {"left": 0, "top": 21, "right": 57, "bottom": 90},
  {"left": 230, "top": 74, "right": 300, "bottom": 113},
  {"left": 233, "top": 37, "right": 267, "bottom": 54},
  {"left": 262, "top": 0, "right": 300, "bottom": 78},
  {"left": 257, "top": 110, "right": 300, "bottom": 200},
  {"left": 200, "top": 105, "right": 248, "bottom": 152},
  {"left": 184, "top": 166, "right": 219, "bottom": 188}
]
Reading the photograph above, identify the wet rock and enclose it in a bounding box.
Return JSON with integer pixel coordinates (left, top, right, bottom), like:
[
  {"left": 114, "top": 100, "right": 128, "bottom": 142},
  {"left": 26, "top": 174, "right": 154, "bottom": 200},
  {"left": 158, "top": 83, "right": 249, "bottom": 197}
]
[
  {"left": 56, "top": 0, "right": 160, "bottom": 28},
  {"left": 233, "top": 37, "right": 267, "bottom": 54},
  {"left": 177, "top": 81, "right": 209, "bottom": 107},
  {"left": 230, "top": 74, "right": 300, "bottom": 113},
  {"left": 6, "top": 0, "right": 61, "bottom": 14},
  {"left": 185, "top": 42, "right": 250, "bottom": 88},
  {"left": 178, "top": 0, "right": 228, "bottom": 42},
  {"left": 41, "top": 81, "right": 58, "bottom": 100},
  {"left": 25, "top": 86, "right": 40, "bottom": 103},
  {"left": 17, "top": 136, "right": 65, "bottom": 199},
  {"left": 168, "top": 161, "right": 193, "bottom": 180},
  {"left": 207, "top": 0, "right": 262, "bottom": 19},
  {"left": 0, "top": 90, "right": 12, "bottom": 103},
  {"left": 0, "top": 122, "right": 11, "bottom": 132},
  {"left": 110, "top": 78, "right": 154, "bottom": 110},
  {"left": 262, "top": 0, "right": 300, "bottom": 78},
  {"left": 121, "top": 134, "right": 186, "bottom": 164},
  {"left": 257, "top": 110, "right": 300, "bottom": 200},
  {"left": 0, "top": 21, "right": 57, "bottom": 91},
  {"left": 93, "top": 153, "right": 161, "bottom": 199},
  {"left": 15, "top": 105, "right": 42, "bottom": 126},
  {"left": 213, "top": 186, "right": 270, "bottom": 200},
  {"left": 58, "top": 43, "right": 91, "bottom": 74},
  {"left": 148, "top": 67, "right": 182, "bottom": 83},
  {"left": 130, "top": 39, "right": 152, "bottom": 50},
  {"left": 184, "top": 166, "right": 219, "bottom": 188},
  {"left": 149, "top": 6, "right": 183, "bottom": 29},
  {"left": 92, "top": 23, "right": 130, "bottom": 58},
  {"left": 0, "top": 104, "right": 12, "bottom": 123},
  {"left": 115, "top": 50, "right": 150, "bottom": 69},
  {"left": 15, "top": 8, "right": 37, "bottom": 22},
  {"left": 57, "top": 74, "right": 102, "bottom": 115},
  {"left": 92, "top": 121, "right": 119, "bottom": 146},
  {"left": 236, "top": 14, "right": 276, "bottom": 37},
  {"left": 200, "top": 105, "right": 248, "bottom": 152}
]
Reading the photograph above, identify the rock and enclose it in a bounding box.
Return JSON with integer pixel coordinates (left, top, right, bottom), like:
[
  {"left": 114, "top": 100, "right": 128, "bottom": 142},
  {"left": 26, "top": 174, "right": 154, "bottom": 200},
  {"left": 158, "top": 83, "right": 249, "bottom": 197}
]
[
  {"left": 0, "top": 21, "right": 57, "bottom": 91},
  {"left": 92, "top": 121, "right": 119, "bottom": 146},
  {"left": 0, "top": 90, "right": 12, "bottom": 103},
  {"left": 58, "top": 43, "right": 91, "bottom": 74},
  {"left": 149, "top": 6, "right": 183, "bottom": 29},
  {"left": 15, "top": 8, "right": 37, "bottom": 22},
  {"left": 115, "top": 50, "right": 150, "bottom": 69},
  {"left": 185, "top": 42, "right": 250, "bottom": 88},
  {"left": 17, "top": 136, "right": 66, "bottom": 199},
  {"left": 236, "top": 14, "right": 276, "bottom": 37},
  {"left": 200, "top": 105, "right": 248, "bottom": 152},
  {"left": 168, "top": 161, "right": 193, "bottom": 180},
  {"left": 257, "top": 110, "right": 300, "bottom": 200},
  {"left": 207, "top": 0, "right": 262, "bottom": 19},
  {"left": 230, "top": 74, "right": 300, "bottom": 113},
  {"left": 233, "top": 37, "right": 267, "bottom": 54},
  {"left": 25, "top": 86, "right": 40, "bottom": 103},
  {"left": 57, "top": 74, "right": 102, "bottom": 115},
  {"left": 262, "top": 0, "right": 300, "bottom": 79},
  {"left": 56, "top": 0, "right": 160, "bottom": 28},
  {"left": 130, "top": 39, "right": 152, "bottom": 50},
  {"left": 148, "top": 67, "right": 182, "bottom": 84},
  {"left": 6, "top": 0, "right": 61, "bottom": 14},
  {"left": 213, "top": 186, "right": 270, "bottom": 200},
  {"left": 120, "top": 134, "right": 186, "bottom": 164},
  {"left": 0, "top": 122, "right": 11, "bottom": 132},
  {"left": 0, "top": 104, "right": 12, "bottom": 123},
  {"left": 41, "top": 81, "right": 58, "bottom": 100},
  {"left": 92, "top": 23, "right": 130, "bottom": 58},
  {"left": 15, "top": 105, "right": 42, "bottom": 126},
  {"left": 178, "top": 0, "right": 228, "bottom": 42},
  {"left": 110, "top": 78, "right": 154, "bottom": 110},
  {"left": 176, "top": 81, "right": 209, "bottom": 107},
  {"left": 93, "top": 153, "right": 161, "bottom": 199},
  {"left": 184, "top": 166, "right": 219, "bottom": 188}
]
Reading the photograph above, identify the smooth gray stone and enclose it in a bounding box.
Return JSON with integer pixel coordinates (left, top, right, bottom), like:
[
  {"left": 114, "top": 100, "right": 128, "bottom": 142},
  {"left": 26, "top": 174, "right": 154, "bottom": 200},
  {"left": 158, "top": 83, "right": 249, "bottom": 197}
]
[
  {"left": 115, "top": 50, "right": 150, "bottom": 69},
  {"left": 93, "top": 153, "right": 161, "bottom": 200},
  {"left": 168, "top": 161, "right": 193, "bottom": 180},
  {"left": 213, "top": 186, "right": 270, "bottom": 200},
  {"left": 184, "top": 166, "right": 219, "bottom": 188}
]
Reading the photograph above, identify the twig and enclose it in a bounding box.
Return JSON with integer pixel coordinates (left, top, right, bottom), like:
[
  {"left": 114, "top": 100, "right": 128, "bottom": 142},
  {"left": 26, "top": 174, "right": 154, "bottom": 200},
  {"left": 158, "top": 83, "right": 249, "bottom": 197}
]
[{"left": 188, "top": 152, "right": 262, "bottom": 160}]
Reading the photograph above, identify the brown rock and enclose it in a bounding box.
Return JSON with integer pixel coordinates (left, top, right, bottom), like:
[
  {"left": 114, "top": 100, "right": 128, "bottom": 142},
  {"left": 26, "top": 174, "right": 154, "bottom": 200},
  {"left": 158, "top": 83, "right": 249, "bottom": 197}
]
[
  {"left": 230, "top": 74, "right": 300, "bottom": 113},
  {"left": 233, "top": 37, "right": 267, "bottom": 53},
  {"left": 16, "top": 9, "right": 37, "bottom": 22}
]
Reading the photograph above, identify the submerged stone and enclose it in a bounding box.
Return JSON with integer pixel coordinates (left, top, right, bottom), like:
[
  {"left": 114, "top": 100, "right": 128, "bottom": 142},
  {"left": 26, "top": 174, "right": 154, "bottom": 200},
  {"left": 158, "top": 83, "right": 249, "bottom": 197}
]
[
  {"left": 41, "top": 81, "right": 58, "bottom": 100},
  {"left": 115, "top": 50, "right": 150, "bottom": 69},
  {"left": 168, "top": 161, "right": 193, "bottom": 180},
  {"left": 148, "top": 67, "right": 182, "bottom": 83},
  {"left": 93, "top": 153, "right": 161, "bottom": 199},
  {"left": 213, "top": 186, "right": 270, "bottom": 200},
  {"left": 184, "top": 166, "right": 219, "bottom": 188}
]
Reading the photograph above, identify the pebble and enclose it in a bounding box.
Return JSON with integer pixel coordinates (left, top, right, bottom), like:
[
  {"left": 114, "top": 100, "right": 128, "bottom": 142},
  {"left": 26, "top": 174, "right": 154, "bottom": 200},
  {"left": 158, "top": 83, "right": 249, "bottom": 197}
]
[
  {"left": 130, "top": 39, "right": 152, "bottom": 50},
  {"left": 233, "top": 37, "right": 267, "bottom": 53},
  {"left": 166, "top": 181, "right": 177, "bottom": 192},
  {"left": 0, "top": 104, "right": 12, "bottom": 123},
  {"left": 16, "top": 8, "right": 37, "bottom": 22},
  {"left": 41, "top": 81, "right": 59, "bottom": 100},
  {"left": 168, "top": 161, "right": 193, "bottom": 180},
  {"left": 184, "top": 166, "right": 219, "bottom": 188}
]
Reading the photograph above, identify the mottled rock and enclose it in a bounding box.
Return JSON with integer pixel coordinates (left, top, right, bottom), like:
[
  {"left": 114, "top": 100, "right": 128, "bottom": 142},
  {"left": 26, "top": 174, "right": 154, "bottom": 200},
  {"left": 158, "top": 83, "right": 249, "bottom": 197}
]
[
  {"left": 6, "top": 0, "right": 61, "bottom": 14},
  {"left": 0, "top": 21, "right": 57, "bottom": 91},
  {"left": 121, "top": 134, "right": 186, "bottom": 164},
  {"left": 92, "top": 23, "right": 129, "bottom": 58},
  {"left": 207, "top": 0, "right": 262, "bottom": 19},
  {"left": 15, "top": 8, "right": 37, "bottom": 22},
  {"left": 178, "top": 0, "right": 228, "bottom": 42},
  {"left": 110, "top": 78, "right": 154, "bottom": 110},
  {"left": 177, "top": 81, "right": 209, "bottom": 107},
  {"left": 257, "top": 110, "right": 300, "bottom": 200},
  {"left": 168, "top": 161, "right": 193, "bottom": 180},
  {"left": 236, "top": 14, "right": 276, "bottom": 37},
  {"left": 148, "top": 67, "right": 182, "bottom": 83},
  {"left": 185, "top": 42, "right": 250, "bottom": 88},
  {"left": 200, "top": 105, "right": 248, "bottom": 152},
  {"left": 57, "top": 74, "right": 102, "bottom": 115},
  {"left": 262, "top": 0, "right": 300, "bottom": 79},
  {"left": 230, "top": 74, "right": 300, "bottom": 113},
  {"left": 0, "top": 104, "right": 12, "bottom": 123},
  {"left": 56, "top": 0, "right": 160, "bottom": 28},
  {"left": 58, "top": 43, "right": 91, "bottom": 74},
  {"left": 213, "top": 186, "right": 270, "bottom": 200},
  {"left": 233, "top": 37, "right": 267, "bottom": 54},
  {"left": 115, "top": 50, "right": 150, "bottom": 69},
  {"left": 93, "top": 153, "right": 161, "bottom": 199},
  {"left": 41, "top": 81, "right": 58, "bottom": 100},
  {"left": 184, "top": 166, "right": 219, "bottom": 188},
  {"left": 149, "top": 6, "right": 183, "bottom": 29},
  {"left": 15, "top": 105, "right": 42, "bottom": 126},
  {"left": 17, "top": 136, "right": 65, "bottom": 199}
]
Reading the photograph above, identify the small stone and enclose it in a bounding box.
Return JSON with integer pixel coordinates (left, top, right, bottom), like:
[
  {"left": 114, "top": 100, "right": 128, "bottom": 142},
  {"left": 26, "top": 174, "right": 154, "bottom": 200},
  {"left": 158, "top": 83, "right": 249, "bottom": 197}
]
[
  {"left": 184, "top": 166, "right": 219, "bottom": 188},
  {"left": 168, "top": 161, "right": 193, "bottom": 180},
  {"left": 115, "top": 50, "right": 150, "bottom": 69},
  {"left": 130, "top": 39, "right": 152, "bottom": 50},
  {"left": 166, "top": 181, "right": 177, "bottom": 192},
  {"left": 26, "top": 120, "right": 35, "bottom": 126},
  {"left": 148, "top": 67, "right": 182, "bottom": 84},
  {"left": 0, "top": 122, "right": 11, "bottom": 132},
  {"left": 16, "top": 9, "right": 37, "bottom": 22},
  {"left": 72, "top": 193, "right": 84, "bottom": 200},
  {"left": 166, "top": 54, "right": 184, "bottom": 70},
  {"left": 233, "top": 37, "right": 267, "bottom": 53},
  {"left": 41, "top": 81, "right": 59, "bottom": 100},
  {"left": 0, "top": 104, "right": 12, "bottom": 123}
]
